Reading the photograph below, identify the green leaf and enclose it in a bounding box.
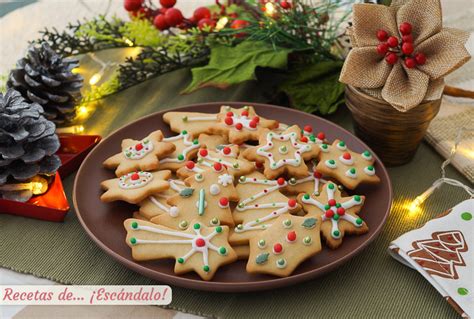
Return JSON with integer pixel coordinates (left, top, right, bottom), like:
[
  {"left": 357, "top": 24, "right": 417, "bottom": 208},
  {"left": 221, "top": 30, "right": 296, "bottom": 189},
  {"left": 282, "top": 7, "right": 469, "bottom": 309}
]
[
  {"left": 180, "top": 188, "right": 194, "bottom": 197},
  {"left": 278, "top": 60, "right": 345, "bottom": 115},
  {"left": 302, "top": 217, "right": 317, "bottom": 229},
  {"left": 255, "top": 252, "right": 269, "bottom": 265},
  {"left": 182, "top": 41, "right": 292, "bottom": 94},
  {"left": 119, "top": 19, "right": 166, "bottom": 47}
]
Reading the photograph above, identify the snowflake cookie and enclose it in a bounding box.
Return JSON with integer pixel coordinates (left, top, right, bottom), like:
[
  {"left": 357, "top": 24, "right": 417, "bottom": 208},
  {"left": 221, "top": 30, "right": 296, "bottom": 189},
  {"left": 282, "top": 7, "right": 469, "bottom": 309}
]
[
  {"left": 103, "top": 130, "right": 175, "bottom": 177},
  {"left": 247, "top": 215, "right": 322, "bottom": 277},
  {"left": 297, "top": 182, "right": 368, "bottom": 249},
  {"left": 124, "top": 219, "right": 237, "bottom": 280}
]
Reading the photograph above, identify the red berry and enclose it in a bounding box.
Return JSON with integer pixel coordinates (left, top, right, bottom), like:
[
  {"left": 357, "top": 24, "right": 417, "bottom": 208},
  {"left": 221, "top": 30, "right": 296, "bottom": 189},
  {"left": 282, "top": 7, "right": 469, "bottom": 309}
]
[
  {"left": 219, "top": 197, "right": 229, "bottom": 206},
  {"left": 135, "top": 143, "right": 143, "bottom": 151},
  {"left": 304, "top": 125, "right": 312, "bottom": 133},
  {"left": 231, "top": 19, "right": 250, "bottom": 38},
  {"left": 214, "top": 162, "right": 223, "bottom": 171},
  {"left": 402, "top": 34, "right": 413, "bottom": 43},
  {"left": 317, "top": 132, "right": 325, "bottom": 140},
  {"left": 225, "top": 117, "right": 233, "bottom": 125},
  {"left": 164, "top": 8, "right": 183, "bottom": 27},
  {"left": 325, "top": 209, "right": 334, "bottom": 218},
  {"left": 277, "top": 177, "right": 285, "bottom": 186},
  {"left": 385, "top": 53, "right": 398, "bottom": 65},
  {"left": 399, "top": 22, "right": 412, "bottom": 35},
  {"left": 387, "top": 36, "right": 399, "bottom": 48},
  {"left": 226, "top": 111, "right": 234, "bottom": 117},
  {"left": 223, "top": 147, "right": 231, "bottom": 155},
  {"left": 337, "top": 207, "right": 346, "bottom": 215},
  {"left": 404, "top": 57, "right": 416, "bottom": 68},
  {"left": 287, "top": 231, "right": 296, "bottom": 242},
  {"left": 342, "top": 152, "right": 351, "bottom": 160},
  {"left": 252, "top": 116, "right": 260, "bottom": 123},
  {"left": 415, "top": 53, "right": 426, "bottom": 65},
  {"left": 235, "top": 123, "right": 243, "bottom": 130},
  {"left": 328, "top": 199, "right": 336, "bottom": 206},
  {"left": 280, "top": 1, "right": 292, "bottom": 9},
  {"left": 401, "top": 42, "right": 414, "bottom": 55},
  {"left": 288, "top": 199, "right": 297, "bottom": 207},
  {"left": 313, "top": 171, "right": 322, "bottom": 179},
  {"left": 376, "top": 29, "right": 388, "bottom": 42},
  {"left": 131, "top": 173, "right": 140, "bottom": 180},
  {"left": 300, "top": 136, "right": 308, "bottom": 143},
  {"left": 195, "top": 238, "right": 206, "bottom": 247},
  {"left": 249, "top": 120, "right": 258, "bottom": 128},
  {"left": 159, "top": 0, "right": 176, "bottom": 8},
  {"left": 199, "top": 149, "right": 208, "bottom": 157},
  {"left": 193, "top": 7, "right": 211, "bottom": 21},
  {"left": 198, "top": 18, "right": 216, "bottom": 30},
  {"left": 159, "top": 7, "right": 168, "bottom": 14},
  {"left": 153, "top": 15, "right": 169, "bottom": 30},
  {"left": 241, "top": 110, "right": 249, "bottom": 117},
  {"left": 273, "top": 243, "right": 283, "bottom": 253},
  {"left": 376, "top": 43, "right": 389, "bottom": 55},
  {"left": 124, "top": 0, "right": 143, "bottom": 12},
  {"left": 185, "top": 161, "right": 195, "bottom": 169}
]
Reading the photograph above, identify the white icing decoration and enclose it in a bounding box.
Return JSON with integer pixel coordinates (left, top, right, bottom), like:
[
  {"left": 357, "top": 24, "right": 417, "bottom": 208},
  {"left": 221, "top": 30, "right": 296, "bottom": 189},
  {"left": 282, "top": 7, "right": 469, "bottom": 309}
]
[
  {"left": 339, "top": 155, "right": 354, "bottom": 165},
  {"left": 336, "top": 142, "right": 347, "bottom": 151},
  {"left": 186, "top": 115, "right": 218, "bottom": 121},
  {"left": 362, "top": 151, "right": 373, "bottom": 161},
  {"left": 199, "top": 152, "right": 237, "bottom": 170},
  {"left": 217, "top": 174, "right": 233, "bottom": 186},
  {"left": 210, "top": 184, "right": 221, "bottom": 195},
  {"left": 276, "top": 259, "right": 287, "bottom": 269},
  {"left": 146, "top": 179, "right": 185, "bottom": 216},
  {"left": 161, "top": 132, "right": 200, "bottom": 163},
  {"left": 345, "top": 169, "right": 357, "bottom": 179},
  {"left": 278, "top": 146, "right": 288, "bottom": 154},
  {"left": 325, "top": 160, "right": 337, "bottom": 169},
  {"left": 119, "top": 172, "right": 153, "bottom": 189},
  {"left": 256, "top": 131, "right": 312, "bottom": 169},
  {"left": 319, "top": 144, "right": 329, "bottom": 153},
  {"left": 194, "top": 174, "right": 204, "bottom": 182},
  {"left": 123, "top": 139, "right": 154, "bottom": 160},
  {"left": 364, "top": 166, "right": 376, "bottom": 176},
  {"left": 291, "top": 167, "right": 327, "bottom": 194}
]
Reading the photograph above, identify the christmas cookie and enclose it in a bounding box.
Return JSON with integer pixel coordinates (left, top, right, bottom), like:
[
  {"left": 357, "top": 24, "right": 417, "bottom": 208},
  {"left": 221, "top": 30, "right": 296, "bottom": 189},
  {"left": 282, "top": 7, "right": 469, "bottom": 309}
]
[
  {"left": 152, "top": 167, "right": 239, "bottom": 229},
  {"left": 242, "top": 125, "right": 320, "bottom": 179},
  {"left": 284, "top": 161, "right": 328, "bottom": 196},
  {"left": 124, "top": 219, "right": 237, "bottom": 280},
  {"left": 209, "top": 105, "right": 279, "bottom": 144},
  {"left": 301, "top": 125, "right": 327, "bottom": 145},
  {"left": 158, "top": 131, "right": 201, "bottom": 171},
  {"left": 198, "top": 133, "right": 228, "bottom": 150},
  {"left": 233, "top": 245, "right": 250, "bottom": 260},
  {"left": 229, "top": 171, "right": 300, "bottom": 245},
  {"left": 247, "top": 215, "right": 322, "bottom": 277},
  {"left": 297, "top": 182, "right": 368, "bottom": 249},
  {"left": 100, "top": 170, "right": 171, "bottom": 204},
  {"left": 163, "top": 111, "right": 218, "bottom": 136},
  {"left": 103, "top": 130, "right": 175, "bottom": 177},
  {"left": 138, "top": 179, "right": 186, "bottom": 220},
  {"left": 132, "top": 211, "right": 148, "bottom": 221},
  {"left": 315, "top": 139, "right": 380, "bottom": 189}
]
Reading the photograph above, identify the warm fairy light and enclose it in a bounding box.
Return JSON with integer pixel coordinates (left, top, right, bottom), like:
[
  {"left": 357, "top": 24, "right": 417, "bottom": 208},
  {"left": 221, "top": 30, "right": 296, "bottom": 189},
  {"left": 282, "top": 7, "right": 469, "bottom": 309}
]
[
  {"left": 78, "top": 106, "right": 88, "bottom": 115},
  {"left": 0, "top": 176, "right": 48, "bottom": 195},
  {"left": 265, "top": 2, "right": 277, "bottom": 16},
  {"left": 56, "top": 125, "right": 85, "bottom": 134},
  {"left": 71, "top": 67, "right": 81, "bottom": 74},
  {"left": 123, "top": 37, "right": 134, "bottom": 47},
  {"left": 89, "top": 72, "right": 102, "bottom": 85},
  {"left": 216, "top": 17, "right": 229, "bottom": 30}
]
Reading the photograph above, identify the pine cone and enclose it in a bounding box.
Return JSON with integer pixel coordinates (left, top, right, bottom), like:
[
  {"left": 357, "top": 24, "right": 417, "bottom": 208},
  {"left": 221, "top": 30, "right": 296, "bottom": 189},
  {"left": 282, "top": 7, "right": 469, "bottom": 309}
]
[
  {"left": 0, "top": 89, "right": 61, "bottom": 186},
  {"left": 7, "top": 42, "right": 83, "bottom": 125}
]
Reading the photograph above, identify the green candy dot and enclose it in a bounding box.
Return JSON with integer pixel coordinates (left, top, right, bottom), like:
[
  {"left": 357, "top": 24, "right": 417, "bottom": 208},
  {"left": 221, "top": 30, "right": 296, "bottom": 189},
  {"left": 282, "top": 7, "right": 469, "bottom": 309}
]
[
  {"left": 336, "top": 203, "right": 341, "bottom": 208},
  {"left": 193, "top": 223, "right": 201, "bottom": 230},
  {"left": 177, "top": 154, "right": 185, "bottom": 161},
  {"left": 277, "top": 258, "right": 285, "bottom": 266},
  {"left": 367, "top": 165, "right": 374, "bottom": 171},
  {"left": 219, "top": 247, "right": 227, "bottom": 255},
  {"left": 339, "top": 141, "right": 345, "bottom": 147},
  {"left": 130, "top": 237, "right": 137, "bottom": 245},
  {"left": 303, "top": 194, "right": 310, "bottom": 200},
  {"left": 458, "top": 287, "right": 469, "bottom": 295},
  {"left": 236, "top": 224, "right": 244, "bottom": 230},
  {"left": 193, "top": 139, "right": 199, "bottom": 145},
  {"left": 350, "top": 168, "right": 356, "bottom": 174},
  {"left": 131, "top": 221, "right": 138, "bottom": 229},
  {"left": 177, "top": 257, "right": 184, "bottom": 264},
  {"left": 309, "top": 135, "right": 316, "bottom": 142},
  {"left": 461, "top": 212, "right": 472, "bottom": 221},
  {"left": 203, "top": 265, "right": 210, "bottom": 272},
  {"left": 181, "top": 130, "right": 188, "bottom": 135},
  {"left": 215, "top": 226, "right": 223, "bottom": 233},
  {"left": 356, "top": 218, "right": 363, "bottom": 225},
  {"left": 328, "top": 183, "right": 335, "bottom": 189},
  {"left": 363, "top": 151, "right": 370, "bottom": 157},
  {"left": 324, "top": 204, "right": 331, "bottom": 210},
  {"left": 333, "top": 213, "right": 340, "bottom": 221},
  {"left": 182, "top": 116, "right": 188, "bottom": 122},
  {"left": 333, "top": 230, "right": 340, "bottom": 237},
  {"left": 329, "top": 159, "right": 335, "bottom": 165},
  {"left": 322, "top": 144, "right": 328, "bottom": 149},
  {"left": 354, "top": 195, "right": 361, "bottom": 202}
]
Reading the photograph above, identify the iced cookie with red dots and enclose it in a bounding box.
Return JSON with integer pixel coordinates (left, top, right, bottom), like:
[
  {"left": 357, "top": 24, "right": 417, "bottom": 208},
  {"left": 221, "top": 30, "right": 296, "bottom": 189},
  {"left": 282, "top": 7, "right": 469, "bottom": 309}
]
[
  {"left": 284, "top": 161, "right": 329, "bottom": 196},
  {"left": 297, "top": 182, "right": 368, "bottom": 249},
  {"left": 103, "top": 130, "right": 175, "bottom": 177},
  {"left": 197, "top": 133, "right": 228, "bottom": 151},
  {"left": 138, "top": 179, "right": 186, "bottom": 220},
  {"left": 124, "top": 219, "right": 237, "bottom": 281},
  {"left": 315, "top": 139, "right": 380, "bottom": 190},
  {"left": 229, "top": 171, "right": 301, "bottom": 245},
  {"left": 100, "top": 170, "right": 171, "bottom": 204},
  {"left": 209, "top": 105, "right": 279, "bottom": 144},
  {"left": 177, "top": 146, "right": 255, "bottom": 179},
  {"left": 242, "top": 125, "right": 320, "bottom": 180},
  {"left": 158, "top": 131, "right": 201, "bottom": 171},
  {"left": 246, "top": 214, "right": 322, "bottom": 277},
  {"left": 151, "top": 167, "right": 239, "bottom": 230},
  {"left": 301, "top": 125, "right": 327, "bottom": 145},
  {"left": 163, "top": 111, "right": 218, "bottom": 136}
]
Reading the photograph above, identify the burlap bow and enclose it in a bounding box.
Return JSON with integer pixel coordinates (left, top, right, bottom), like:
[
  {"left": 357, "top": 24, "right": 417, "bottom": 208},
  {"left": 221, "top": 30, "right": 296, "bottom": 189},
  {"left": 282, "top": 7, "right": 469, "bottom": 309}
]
[{"left": 339, "top": 0, "right": 470, "bottom": 112}]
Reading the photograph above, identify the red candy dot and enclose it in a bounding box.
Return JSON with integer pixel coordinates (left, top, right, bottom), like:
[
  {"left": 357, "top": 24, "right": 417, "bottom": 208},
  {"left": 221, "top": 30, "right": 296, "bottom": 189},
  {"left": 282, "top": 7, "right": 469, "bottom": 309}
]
[
  {"left": 199, "top": 149, "right": 208, "bottom": 157},
  {"left": 135, "top": 143, "right": 143, "bottom": 151},
  {"left": 235, "top": 123, "right": 243, "bottom": 130},
  {"left": 223, "top": 147, "right": 231, "bottom": 155},
  {"left": 328, "top": 199, "right": 337, "bottom": 206},
  {"left": 300, "top": 136, "right": 308, "bottom": 143},
  {"left": 214, "top": 162, "right": 223, "bottom": 171},
  {"left": 325, "top": 209, "right": 334, "bottom": 218},
  {"left": 226, "top": 111, "right": 234, "bottom": 117},
  {"left": 337, "top": 207, "right": 346, "bottom": 215},
  {"left": 342, "top": 152, "right": 351, "bottom": 160},
  {"left": 287, "top": 231, "right": 296, "bottom": 242},
  {"left": 277, "top": 177, "right": 285, "bottom": 186},
  {"left": 195, "top": 238, "right": 206, "bottom": 247},
  {"left": 317, "top": 132, "right": 325, "bottom": 140},
  {"left": 273, "top": 243, "right": 283, "bottom": 253},
  {"left": 185, "top": 161, "right": 195, "bottom": 169},
  {"left": 304, "top": 125, "right": 312, "bottom": 133},
  {"left": 252, "top": 116, "right": 260, "bottom": 123},
  {"left": 219, "top": 197, "right": 229, "bottom": 206},
  {"left": 288, "top": 199, "right": 297, "bottom": 208},
  {"left": 249, "top": 120, "right": 258, "bottom": 128},
  {"left": 131, "top": 173, "right": 140, "bottom": 181},
  {"left": 376, "top": 29, "right": 388, "bottom": 41},
  {"left": 241, "top": 110, "right": 249, "bottom": 117},
  {"left": 387, "top": 36, "right": 399, "bottom": 48},
  {"left": 225, "top": 117, "right": 233, "bottom": 126},
  {"left": 313, "top": 171, "right": 322, "bottom": 179}
]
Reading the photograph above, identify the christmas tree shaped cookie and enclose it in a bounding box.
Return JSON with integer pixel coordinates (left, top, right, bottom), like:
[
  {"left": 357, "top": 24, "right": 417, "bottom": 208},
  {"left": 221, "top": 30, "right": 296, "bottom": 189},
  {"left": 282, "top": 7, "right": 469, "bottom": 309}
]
[
  {"left": 152, "top": 167, "right": 239, "bottom": 229},
  {"left": 138, "top": 179, "right": 186, "bottom": 220},
  {"left": 100, "top": 170, "right": 171, "bottom": 204},
  {"left": 177, "top": 146, "right": 254, "bottom": 179},
  {"left": 124, "top": 219, "right": 237, "bottom": 280},
  {"left": 163, "top": 111, "right": 218, "bottom": 136},
  {"left": 229, "top": 171, "right": 301, "bottom": 245},
  {"left": 284, "top": 161, "right": 328, "bottom": 196},
  {"left": 103, "top": 130, "right": 175, "bottom": 177},
  {"left": 158, "top": 131, "right": 201, "bottom": 171},
  {"left": 209, "top": 105, "right": 279, "bottom": 144},
  {"left": 243, "top": 125, "right": 320, "bottom": 179},
  {"left": 247, "top": 215, "right": 322, "bottom": 277},
  {"left": 315, "top": 139, "right": 380, "bottom": 189},
  {"left": 297, "top": 182, "right": 368, "bottom": 249}
]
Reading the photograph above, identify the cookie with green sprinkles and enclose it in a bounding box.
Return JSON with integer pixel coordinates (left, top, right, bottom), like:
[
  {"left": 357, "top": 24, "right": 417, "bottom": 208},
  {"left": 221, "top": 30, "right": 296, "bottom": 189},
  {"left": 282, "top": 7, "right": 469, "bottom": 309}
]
[
  {"left": 124, "top": 219, "right": 237, "bottom": 281},
  {"left": 158, "top": 131, "right": 201, "bottom": 172}
]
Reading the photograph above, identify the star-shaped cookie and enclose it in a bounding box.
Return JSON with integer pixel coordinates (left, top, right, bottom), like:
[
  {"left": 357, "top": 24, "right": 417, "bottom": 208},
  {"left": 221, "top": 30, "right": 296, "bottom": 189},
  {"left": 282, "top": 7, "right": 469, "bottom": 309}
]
[
  {"left": 163, "top": 111, "right": 218, "bottom": 136},
  {"left": 100, "top": 170, "right": 171, "bottom": 204},
  {"left": 284, "top": 161, "right": 328, "bottom": 196},
  {"left": 297, "top": 181, "right": 368, "bottom": 249},
  {"left": 243, "top": 125, "right": 320, "bottom": 179},
  {"left": 124, "top": 219, "right": 237, "bottom": 281},
  {"left": 138, "top": 179, "right": 186, "bottom": 220},
  {"left": 103, "top": 130, "right": 175, "bottom": 177},
  {"left": 159, "top": 131, "right": 201, "bottom": 171}
]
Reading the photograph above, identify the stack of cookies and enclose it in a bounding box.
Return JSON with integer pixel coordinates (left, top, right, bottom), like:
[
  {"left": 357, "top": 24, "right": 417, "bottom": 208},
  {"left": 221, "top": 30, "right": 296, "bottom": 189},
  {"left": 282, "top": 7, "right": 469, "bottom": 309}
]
[{"left": 100, "top": 105, "right": 380, "bottom": 280}]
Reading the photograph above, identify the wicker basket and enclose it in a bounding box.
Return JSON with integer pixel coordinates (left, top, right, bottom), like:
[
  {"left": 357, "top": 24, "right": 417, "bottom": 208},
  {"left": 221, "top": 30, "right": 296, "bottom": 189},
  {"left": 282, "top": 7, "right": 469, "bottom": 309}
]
[{"left": 345, "top": 85, "right": 441, "bottom": 166}]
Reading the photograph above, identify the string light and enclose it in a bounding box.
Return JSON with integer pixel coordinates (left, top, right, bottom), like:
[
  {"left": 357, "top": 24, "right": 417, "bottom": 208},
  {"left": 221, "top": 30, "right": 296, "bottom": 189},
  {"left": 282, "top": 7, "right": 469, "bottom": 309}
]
[
  {"left": 87, "top": 52, "right": 116, "bottom": 86},
  {"left": 407, "top": 127, "right": 474, "bottom": 214},
  {"left": 216, "top": 17, "right": 229, "bottom": 31},
  {"left": 123, "top": 37, "right": 134, "bottom": 47},
  {"left": 265, "top": 2, "right": 277, "bottom": 17},
  {"left": 0, "top": 176, "right": 48, "bottom": 195},
  {"left": 56, "top": 125, "right": 85, "bottom": 134}
]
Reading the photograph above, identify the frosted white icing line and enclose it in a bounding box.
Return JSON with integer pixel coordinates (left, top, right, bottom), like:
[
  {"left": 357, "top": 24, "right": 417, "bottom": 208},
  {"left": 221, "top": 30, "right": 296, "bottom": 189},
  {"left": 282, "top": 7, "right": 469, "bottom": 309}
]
[
  {"left": 161, "top": 132, "right": 200, "bottom": 164},
  {"left": 123, "top": 138, "right": 154, "bottom": 160},
  {"left": 119, "top": 172, "right": 153, "bottom": 189}
]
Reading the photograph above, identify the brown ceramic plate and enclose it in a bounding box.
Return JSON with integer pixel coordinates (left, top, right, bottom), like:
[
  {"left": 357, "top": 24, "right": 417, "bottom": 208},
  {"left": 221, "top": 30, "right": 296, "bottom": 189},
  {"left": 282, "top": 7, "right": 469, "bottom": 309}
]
[{"left": 73, "top": 102, "right": 392, "bottom": 292}]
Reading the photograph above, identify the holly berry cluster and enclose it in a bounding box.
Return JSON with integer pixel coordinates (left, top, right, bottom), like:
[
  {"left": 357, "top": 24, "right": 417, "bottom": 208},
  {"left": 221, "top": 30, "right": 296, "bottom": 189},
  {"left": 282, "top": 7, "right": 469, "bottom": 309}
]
[{"left": 376, "top": 22, "right": 427, "bottom": 69}]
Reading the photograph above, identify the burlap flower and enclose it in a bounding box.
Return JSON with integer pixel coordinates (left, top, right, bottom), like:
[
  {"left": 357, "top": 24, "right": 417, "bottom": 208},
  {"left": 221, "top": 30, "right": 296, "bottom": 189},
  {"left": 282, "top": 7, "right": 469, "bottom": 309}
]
[{"left": 340, "top": 0, "right": 470, "bottom": 112}]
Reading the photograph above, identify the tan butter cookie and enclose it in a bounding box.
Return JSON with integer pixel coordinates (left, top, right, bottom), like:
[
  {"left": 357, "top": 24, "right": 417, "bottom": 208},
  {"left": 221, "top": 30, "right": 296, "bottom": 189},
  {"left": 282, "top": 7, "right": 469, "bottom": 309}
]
[
  {"left": 209, "top": 105, "right": 279, "bottom": 144},
  {"left": 124, "top": 219, "right": 237, "bottom": 281},
  {"left": 138, "top": 179, "right": 186, "bottom": 220},
  {"left": 284, "top": 161, "right": 328, "bottom": 196},
  {"left": 163, "top": 111, "right": 218, "bottom": 136},
  {"left": 229, "top": 171, "right": 300, "bottom": 245},
  {"left": 233, "top": 245, "right": 250, "bottom": 260},
  {"left": 315, "top": 139, "right": 380, "bottom": 190},
  {"left": 103, "top": 130, "right": 175, "bottom": 177},
  {"left": 247, "top": 215, "right": 322, "bottom": 277},
  {"left": 198, "top": 133, "right": 228, "bottom": 150},
  {"left": 297, "top": 181, "right": 368, "bottom": 249},
  {"left": 151, "top": 167, "right": 239, "bottom": 229},
  {"left": 242, "top": 125, "right": 320, "bottom": 180},
  {"left": 132, "top": 211, "right": 149, "bottom": 221},
  {"left": 158, "top": 131, "right": 201, "bottom": 171},
  {"left": 100, "top": 170, "right": 171, "bottom": 204}
]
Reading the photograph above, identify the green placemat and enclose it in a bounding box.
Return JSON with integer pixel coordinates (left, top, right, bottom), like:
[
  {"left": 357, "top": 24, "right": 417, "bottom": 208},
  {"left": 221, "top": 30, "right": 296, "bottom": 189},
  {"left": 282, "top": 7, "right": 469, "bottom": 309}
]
[{"left": 1, "top": 49, "right": 470, "bottom": 318}]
